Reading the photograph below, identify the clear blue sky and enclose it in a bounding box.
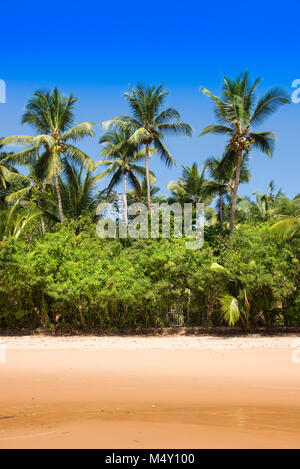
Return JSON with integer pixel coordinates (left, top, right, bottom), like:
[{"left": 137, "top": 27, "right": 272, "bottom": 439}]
[{"left": 1, "top": 0, "right": 299, "bottom": 198}]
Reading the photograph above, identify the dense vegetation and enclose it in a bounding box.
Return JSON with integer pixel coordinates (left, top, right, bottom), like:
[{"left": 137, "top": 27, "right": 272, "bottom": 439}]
[{"left": 0, "top": 73, "right": 299, "bottom": 331}]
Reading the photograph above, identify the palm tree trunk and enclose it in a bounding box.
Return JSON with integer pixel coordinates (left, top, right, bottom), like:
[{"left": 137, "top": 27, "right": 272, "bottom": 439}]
[
  {"left": 123, "top": 170, "right": 128, "bottom": 227},
  {"left": 37, "top": 194, "right": 45, "bottom": 234},
  {"left": 219, "top": 193, "right": 224, "bottom": 228},
  {"left": 54, "top": 170, "right": 64, "bottom": 223},
  {"left": 40, "top": 215, "right": 45, "bottom": 234},
  {"left": 145, "top": 143, "right": 151, "bottom": 213},
  {"left": 230, "top": 150, "right": 242, "bottom": 237}
]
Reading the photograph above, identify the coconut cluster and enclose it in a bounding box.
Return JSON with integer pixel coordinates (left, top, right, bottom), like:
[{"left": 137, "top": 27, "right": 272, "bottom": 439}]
[
  {"left": 54, "top": 134, "right": 67, "bottom": 153},
  {"left": 229, "top": 127, "right": 255, "bottom": 152}
]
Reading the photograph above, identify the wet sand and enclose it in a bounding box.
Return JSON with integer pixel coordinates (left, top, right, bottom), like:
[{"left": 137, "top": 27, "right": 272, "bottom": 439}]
[{"left": 0, "top": 335, "right": 300, "bottom": 448}]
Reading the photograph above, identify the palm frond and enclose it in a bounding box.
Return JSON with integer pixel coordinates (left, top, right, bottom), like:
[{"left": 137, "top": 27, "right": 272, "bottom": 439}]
[
  {"left": 270, "top": 217, "right": 300, "bottom": 239},
  {"left": 1, "top": 147, "right": 37, "bottom": 165},
  {"left": 1, "top": 135, "right": 35, "bottom": 146},
  {"left": 153, "top": 138, "right": 176, "bottom": 167},
  {"left": 62, "top": 122, "right": 95, "bottom": 141},
  {"left": 65, "top": 145, "right": 94, "bottom": 171},
  {"left": 5, "top": 186, "right": 32, "bottom": 204},
  {"left": 200, "top": 125, "right": 232, "bottom": 137},
  {"left": 250, "top": 131, "right": 275, "bottom": 157},
  {"left": 211, "top": 262, "right": 233, "bottom": 278},
  {"left": 156, "top": 122, "right": 192, "bottom": 137},
  {"left": 251, "top": 88, "right": 290, "bottom": 126},
  {"left": 0, "top": 166, "right": 30, "bottom": 186},
  {"left": 154, "top": 108, "right": 180, "bottom": 124},
  {"left": 220, "top": 294, "right": 240, "bottom": 326},
  {"left": 128, "top": 127, "right": 152, "bottom": 145}
]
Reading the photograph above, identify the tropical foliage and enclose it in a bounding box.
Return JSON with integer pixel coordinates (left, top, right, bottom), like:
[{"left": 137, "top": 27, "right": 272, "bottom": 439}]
[{"left": 0, "top": 77, "right": 298, "bottom": 331}]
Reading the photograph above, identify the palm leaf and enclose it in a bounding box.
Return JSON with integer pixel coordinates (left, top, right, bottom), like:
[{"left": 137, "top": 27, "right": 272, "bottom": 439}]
[
  {"left": 65, "top": 145, "right": 94, "bottom": 171},
  {"left": 1, "top": 135, "right": 35, "bottom": 146},
  {"left": 128, "top": 127, "right": 152, "bottom": 145},
  {"left": 200, "top": 125, "right": 232, "bottom": 137},
  {"left": 6, "top": 186, "right": 32, "bottom": 204},
  {"left": 156, "top": 122, "right": 192, "bottom": 137},
  {"left": 220, "top": 294, "right": 240, "bottom": 326},
  {"left": 270, "top": 217, "right": 300, "bottom": 239},
  {"left": 153, "top": 138, "right": 176, "bottom": 167},
  {"left": 250, "top": 131, "right": 275, "bottom": 157},
  {"left": 251, "top": 88, "right": 290, "bottom": 126},
  {"left": 62, "top": 122, "right": 95, "bottom": 141},
  {"left": 211, "top": 262, "right": 233, "bottom": 278}
]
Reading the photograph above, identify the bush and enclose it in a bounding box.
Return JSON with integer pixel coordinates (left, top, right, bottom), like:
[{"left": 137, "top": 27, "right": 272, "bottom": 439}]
[{"left": 0, "top": 219, "right": 299, "bottom": 330}]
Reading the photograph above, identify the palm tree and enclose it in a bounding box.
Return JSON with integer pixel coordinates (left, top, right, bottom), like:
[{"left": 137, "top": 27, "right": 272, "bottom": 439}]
[
  {"left": 102, "top": 84, "right": 192, "bottom": 212},
  {"left": 204, "top": 154, "right": 251, "bottom": 228},
  {"left": 5, "top": 155, "right": 52, "bottom": 233},
  {"left": 0, "top": 199, "right": 40, "bottom": 247},
  {"left": 200, "top": 71, "right": 290, "bottom": 236},
  {"left": 204, "top": 157, "right": 230, "bottom": 228},
  {"left": 0, "top": 144, "right": 28, "bottom": 194},
  {"left": 128, "top": 178, "right": 166, "bottom": 205},
  {"left": 0, "top": 88, "right": 95, "bottom": 223},
  {"left": 247, "top": 181, "right": 284, "bottom": 222},
  {"left": 59, "top": 160, "right": 100, "bottom": 220},
  {"left": 270, "top": 194, "right": 300, "bottom": 239},
  {"left": 97, "top": 129, "right": 152, "bottom": 226},
  {"left": 211, "top": 262, "right": 251, "bottom": 330},
  {"left": 167, "top": 162, "right": 211, "bottom": 208}
]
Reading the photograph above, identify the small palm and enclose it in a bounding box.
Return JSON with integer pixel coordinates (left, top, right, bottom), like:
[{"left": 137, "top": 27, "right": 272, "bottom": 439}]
[
  {"left": 96, "top": 129, "right": 153, "bottom": 226},
  {"left": 271, "top": 195, "right": 300, "bottom": 239},
  {"left": 58, "top": 160, "right": 99, "bottom": 220},
  {"left": 204, "top": 154, "right": 251, "bottom": 227},
  {"left": 167, "top": 162, "right": 211, "bottom": 208}
]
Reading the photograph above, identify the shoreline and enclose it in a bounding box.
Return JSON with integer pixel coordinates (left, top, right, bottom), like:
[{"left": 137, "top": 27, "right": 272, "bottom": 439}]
[
  {"left": 1, "top": 325, "right": 300, "bottom": 338},
  {"left": 1, "top": 334, "right": 299, "bottom": 350}
]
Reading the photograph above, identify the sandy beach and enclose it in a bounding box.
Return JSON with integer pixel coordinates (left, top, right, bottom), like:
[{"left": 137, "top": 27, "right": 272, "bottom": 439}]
[{"left": 0, "top": 334, "right": 300, "bottom": 449}]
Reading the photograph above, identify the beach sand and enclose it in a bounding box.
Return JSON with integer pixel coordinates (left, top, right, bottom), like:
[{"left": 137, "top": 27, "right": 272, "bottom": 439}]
[{"left": 0, "top": 334, "right": 300, "bottom": 448}]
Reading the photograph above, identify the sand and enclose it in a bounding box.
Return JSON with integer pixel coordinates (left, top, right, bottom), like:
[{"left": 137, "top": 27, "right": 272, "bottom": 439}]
[{"left": 0, "top": 334, "right": 300, "bottom": 449}]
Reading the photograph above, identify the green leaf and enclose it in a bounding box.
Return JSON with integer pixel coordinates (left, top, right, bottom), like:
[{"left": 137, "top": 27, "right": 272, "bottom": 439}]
[{"left": 220, "top": 294, "right": 240, "bottom": 326}]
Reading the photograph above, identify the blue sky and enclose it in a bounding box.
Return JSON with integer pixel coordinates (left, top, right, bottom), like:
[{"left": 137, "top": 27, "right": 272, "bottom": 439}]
[{"left": 1, "top": 0, "right": 299, "bottom": 198}]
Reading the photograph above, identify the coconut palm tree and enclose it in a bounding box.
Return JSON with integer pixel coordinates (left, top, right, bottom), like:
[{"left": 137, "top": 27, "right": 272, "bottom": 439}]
[
  {"left": 204, "top": 154, "right": 251, "bottom": 228},
  {"left": 167, "top": 162, "right": 211, "bottom": 208},
  {"left": 102, "top": 84, "right": 192, "bottom": 212},
  {"left": 0, "top": 88, "right": 95, "bottom": 223},
  {"left": 58, "top": 160, "right": 101, "bottom": 220},
  {"left": 128, "top": 178, "right": 166, "bottom": 205},
  {"left": 205, "top": 158, "right": 230, "bottom": 228},
  {"left": 200, "top": 71, "right": 290, "bottom": 236},
  {"left": 97, "top": 129, "right": 153, "bottom": 226},
  {"left": 5, "top": 154, "right": 52, "bottom": 233}
]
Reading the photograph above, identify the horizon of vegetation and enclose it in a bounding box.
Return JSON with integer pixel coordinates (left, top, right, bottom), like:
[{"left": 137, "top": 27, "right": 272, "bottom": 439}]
[{"left": 0, "top": 72, "right": 299, "bottom": 331}]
